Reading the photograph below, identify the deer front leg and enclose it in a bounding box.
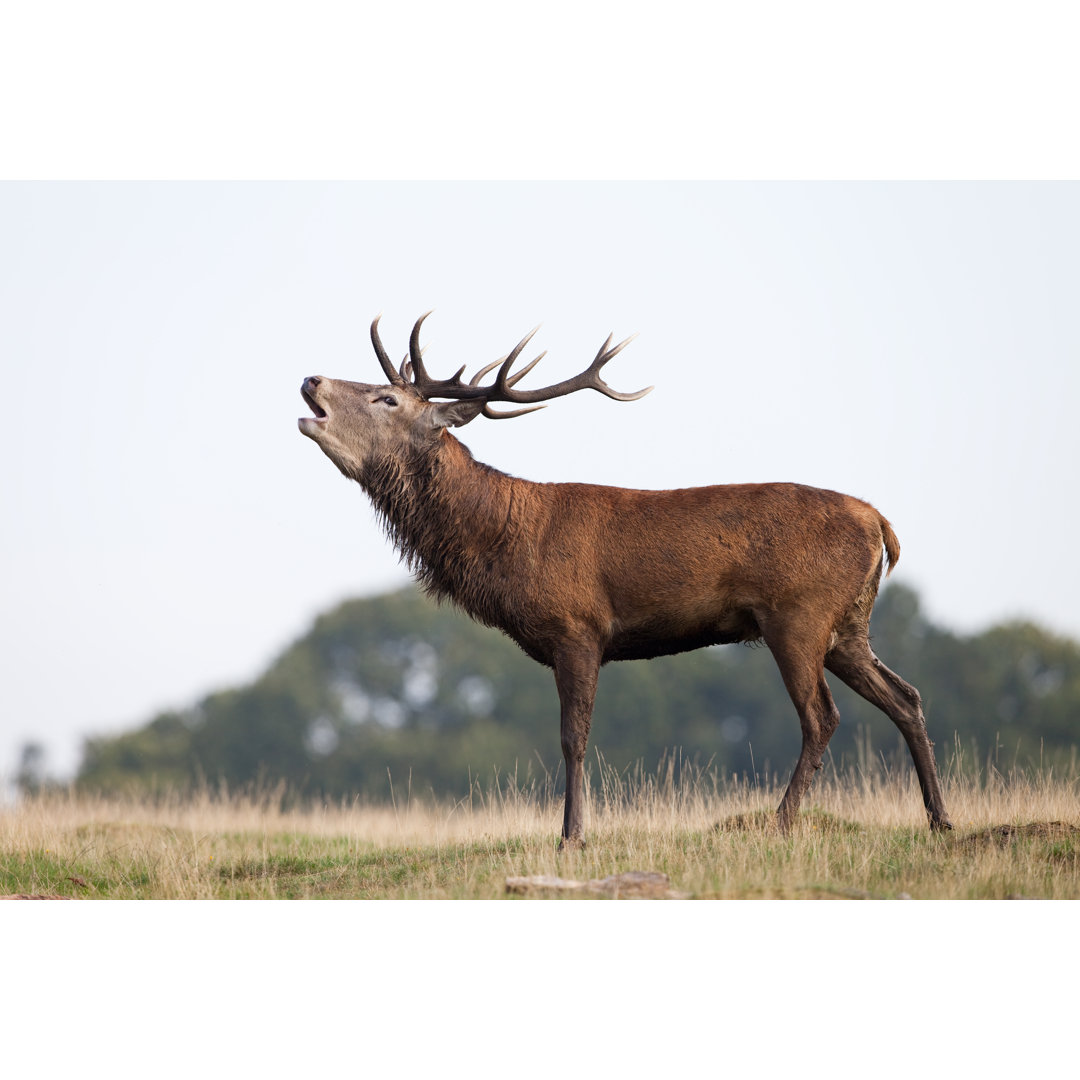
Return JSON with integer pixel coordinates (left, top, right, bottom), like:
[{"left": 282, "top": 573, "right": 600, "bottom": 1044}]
[{"left": 553, "top": 641, "right": 601, "bottom": 849}]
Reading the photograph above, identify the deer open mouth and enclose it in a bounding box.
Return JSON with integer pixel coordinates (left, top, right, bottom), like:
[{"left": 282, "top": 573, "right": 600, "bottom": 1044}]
[
  {"left": 299, "top": 383, "right": 329, "bottom": 436},
  {"left": 301, "top": 387, "right": 327, "bottom": 420}
]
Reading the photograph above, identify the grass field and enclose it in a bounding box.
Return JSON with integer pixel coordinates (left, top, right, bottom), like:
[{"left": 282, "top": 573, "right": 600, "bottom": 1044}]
[{"left": 3, "top": 756, "right": 1079, "bottom": 899}]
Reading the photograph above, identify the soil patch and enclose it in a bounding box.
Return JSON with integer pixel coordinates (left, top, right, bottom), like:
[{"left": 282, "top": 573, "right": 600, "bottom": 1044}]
[
  {"left": 958, "top": 821, "right": 1080, "bottom": 849},
  {"left": 506, "top": 870, "right": 687, "bottom": 899},
  {"left": 0, "top": 893, "right": 73, "bottom": 900}
]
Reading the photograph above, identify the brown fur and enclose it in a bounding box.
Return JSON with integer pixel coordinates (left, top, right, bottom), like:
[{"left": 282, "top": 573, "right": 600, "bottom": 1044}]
[{"left": 298, "top": 327, "right": 953, "bottom": 842}]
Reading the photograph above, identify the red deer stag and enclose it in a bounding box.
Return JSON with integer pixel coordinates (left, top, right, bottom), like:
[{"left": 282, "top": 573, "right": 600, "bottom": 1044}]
[{"left": 298, "top": 313, "right": 953, "bottom": 844}]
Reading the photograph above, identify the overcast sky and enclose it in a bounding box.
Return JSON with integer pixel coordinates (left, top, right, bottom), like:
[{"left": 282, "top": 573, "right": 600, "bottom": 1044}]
[{"left": 2, "top": 180, "right": 1077, "bottom": 782}]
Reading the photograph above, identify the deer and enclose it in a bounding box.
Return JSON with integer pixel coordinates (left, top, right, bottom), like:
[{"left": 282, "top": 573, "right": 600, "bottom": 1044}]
[{"left": 298, "top": 312, "right": 953, "bottom": 845}]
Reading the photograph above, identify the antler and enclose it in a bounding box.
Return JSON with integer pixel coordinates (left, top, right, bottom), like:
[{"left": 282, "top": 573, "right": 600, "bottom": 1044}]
[{"left": 370, "top": 313, "right": 652, "bottom": 419}]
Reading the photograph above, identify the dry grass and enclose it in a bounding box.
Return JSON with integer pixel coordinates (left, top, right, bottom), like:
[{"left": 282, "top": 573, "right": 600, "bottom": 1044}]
[{"left": 3, "top": 759, "right": 1079, "bottom": 899}]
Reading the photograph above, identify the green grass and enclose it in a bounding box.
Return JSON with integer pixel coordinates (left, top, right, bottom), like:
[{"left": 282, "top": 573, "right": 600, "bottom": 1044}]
[{"left": 3, "top": 764, "right": 1079, "bottom": 899}]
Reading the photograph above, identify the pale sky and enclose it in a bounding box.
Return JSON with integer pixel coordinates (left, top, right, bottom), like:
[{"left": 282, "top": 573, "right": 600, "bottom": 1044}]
[{"left": 2, "top": 181, "right": 1078, "bottom": 782}]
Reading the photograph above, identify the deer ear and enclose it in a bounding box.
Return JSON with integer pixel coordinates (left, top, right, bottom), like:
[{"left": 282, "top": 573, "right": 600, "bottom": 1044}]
[{"left": 429, "top": 399, "right": 486, "bottom": 429}]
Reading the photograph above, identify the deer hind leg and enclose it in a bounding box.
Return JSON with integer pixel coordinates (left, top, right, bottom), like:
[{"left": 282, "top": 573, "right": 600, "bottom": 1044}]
[
  {"left": 762, "top": 623, "right": 842, "bottom": 832},
  {"left": 553, "top": 640, "right": 601, "bottom": 849},
  {"left": 824, "top": 634, "right": 953, "bottom": 831}
]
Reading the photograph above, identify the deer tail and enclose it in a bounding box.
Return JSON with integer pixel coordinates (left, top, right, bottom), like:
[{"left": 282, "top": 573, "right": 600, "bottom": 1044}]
[{"left": 880, "top": 515, "right": 901, "bottom": 576}]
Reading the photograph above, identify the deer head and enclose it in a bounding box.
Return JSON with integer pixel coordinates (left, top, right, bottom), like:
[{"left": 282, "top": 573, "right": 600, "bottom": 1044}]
[{"left": 298, "top": 312, "right": 651, "bottom": 479}]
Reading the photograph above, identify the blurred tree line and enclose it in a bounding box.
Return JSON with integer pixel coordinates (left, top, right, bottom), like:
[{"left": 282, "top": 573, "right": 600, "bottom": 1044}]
[{"left": 72, "top": 582, "right": 1080, "bottom": 800}]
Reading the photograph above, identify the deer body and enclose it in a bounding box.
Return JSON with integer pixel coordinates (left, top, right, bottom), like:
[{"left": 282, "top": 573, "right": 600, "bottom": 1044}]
[{"left": 300, "top": 315, "right": 953, "bottom": 842}]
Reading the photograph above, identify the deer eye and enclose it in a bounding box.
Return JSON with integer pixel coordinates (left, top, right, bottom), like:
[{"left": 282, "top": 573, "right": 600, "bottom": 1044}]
[{"left": 378, "top": 395, "right": 398, "bottom": 407}]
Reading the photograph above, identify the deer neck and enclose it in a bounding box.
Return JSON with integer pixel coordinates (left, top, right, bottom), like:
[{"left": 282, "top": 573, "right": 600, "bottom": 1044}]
[{"left": 359, "top": 432, "right": 527, "bottom": 617}]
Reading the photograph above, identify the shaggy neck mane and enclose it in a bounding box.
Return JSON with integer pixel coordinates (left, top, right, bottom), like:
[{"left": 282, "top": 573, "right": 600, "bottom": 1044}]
[{"left": 358, "top": 432, "right": 525, "bottom": 627}]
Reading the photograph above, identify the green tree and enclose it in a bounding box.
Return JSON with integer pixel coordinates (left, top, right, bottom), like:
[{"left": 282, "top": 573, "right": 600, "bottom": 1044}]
[{"left": 75, "top": 583, "right": 1080, "bottom": 799}]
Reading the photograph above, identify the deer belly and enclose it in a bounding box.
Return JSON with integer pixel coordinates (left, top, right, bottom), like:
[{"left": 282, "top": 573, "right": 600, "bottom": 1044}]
[{"left": 604, "top": 608, "right": 761, "bottom": 662}]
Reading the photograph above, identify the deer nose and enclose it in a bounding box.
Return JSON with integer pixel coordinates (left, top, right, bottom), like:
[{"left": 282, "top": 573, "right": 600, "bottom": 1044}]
[{"left": 303, "top": 376, "right": 322, "bottom": 392}]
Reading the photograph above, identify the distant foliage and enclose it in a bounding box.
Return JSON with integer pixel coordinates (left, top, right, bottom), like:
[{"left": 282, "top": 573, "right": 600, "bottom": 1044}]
[{"left": 76, "top": 583, "right": 1080, "bottom": 799}]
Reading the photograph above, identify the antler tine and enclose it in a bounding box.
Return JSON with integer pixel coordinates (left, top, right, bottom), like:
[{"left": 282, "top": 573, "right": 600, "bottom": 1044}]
[
  {"left": 471, "top": 351, "right": 546, "bottom": 389},
  {"left": 482, "top": 403, "right": 547, "bottom": 420},
  {"left": 587, "top": 332, "right": 653, "bottom": 402},
  {"left": 486, "top": 330, "right": 652, "bottom": 405},
  {"left": 508, "top": 351, "right": 545, "bottom": 387},
  {"left": 408, "top": 311, "right": 437, "bottom": 385},
  {"left": 470, "top": 347, "right": 548, "bottom": 414},
  {"left": 371, "top": 315, "right": 407, "bottom": 387},
  {"left": 399, "top": 313, "right": 486, "bottom": 399},
  {"left": 469, "top": 357, "right": 504, "bottom": 386},
  {"left": 398, "top": 345, "right": 446, "bottom": 386},
  {"left": 488, "top": 326, "right": 541, "bottom": 395}
]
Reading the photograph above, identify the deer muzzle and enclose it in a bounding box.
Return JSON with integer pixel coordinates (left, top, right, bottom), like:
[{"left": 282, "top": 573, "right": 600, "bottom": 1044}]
[{"left": 299, "top": 377, "right": 329, "bottom": 437}]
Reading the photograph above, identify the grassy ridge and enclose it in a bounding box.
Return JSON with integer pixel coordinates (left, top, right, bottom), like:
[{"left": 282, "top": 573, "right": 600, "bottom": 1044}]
[{"left": 3, "top": 763, "right": 1079, "bottom": 899}]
